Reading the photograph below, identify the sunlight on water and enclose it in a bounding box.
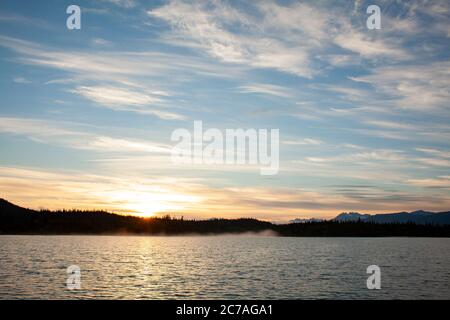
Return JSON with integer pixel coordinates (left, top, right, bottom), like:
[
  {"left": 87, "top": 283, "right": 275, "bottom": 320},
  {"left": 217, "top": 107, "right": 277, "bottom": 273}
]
[{"left": 0, "top": 236, "right": 449, "bottom": 299}]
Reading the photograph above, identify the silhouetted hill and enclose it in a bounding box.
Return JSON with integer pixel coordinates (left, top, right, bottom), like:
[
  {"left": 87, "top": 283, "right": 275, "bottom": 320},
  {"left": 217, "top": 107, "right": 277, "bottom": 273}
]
[
  {"left": 0, "top": 198, "right": 36, "bottom": 217},
  {"left": 334, "top": 210, "right": 450, "bottom": 225},
  {"left": 1, "top": 199, "right": 450, "bottom": 237}
]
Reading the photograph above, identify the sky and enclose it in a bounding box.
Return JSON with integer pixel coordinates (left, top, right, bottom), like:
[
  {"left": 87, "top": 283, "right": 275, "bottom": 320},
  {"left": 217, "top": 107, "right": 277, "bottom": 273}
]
[{"left": 0, "top": 0, "right": 449, "bottom": 221}]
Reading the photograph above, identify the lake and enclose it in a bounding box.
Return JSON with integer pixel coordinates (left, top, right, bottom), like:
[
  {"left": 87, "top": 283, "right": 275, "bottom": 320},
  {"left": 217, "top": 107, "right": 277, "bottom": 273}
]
[{"left": 0, "top": 235, "right": 449, "bottom": 299}]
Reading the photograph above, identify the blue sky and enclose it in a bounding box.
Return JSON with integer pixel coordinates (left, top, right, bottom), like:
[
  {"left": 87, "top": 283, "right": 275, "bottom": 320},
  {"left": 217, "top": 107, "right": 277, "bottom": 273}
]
[{"left": 0, "top": 0, "right": 449, "bottom": 221}]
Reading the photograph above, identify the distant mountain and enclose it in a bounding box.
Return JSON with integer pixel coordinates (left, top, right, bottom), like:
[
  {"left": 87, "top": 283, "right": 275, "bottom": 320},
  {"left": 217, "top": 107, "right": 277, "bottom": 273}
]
[
  {"left": 333, "top": 212, "right": 370, "bottom": 222},
  {"left": 333, "top": 210, "right": 450, "bottom": 225}
]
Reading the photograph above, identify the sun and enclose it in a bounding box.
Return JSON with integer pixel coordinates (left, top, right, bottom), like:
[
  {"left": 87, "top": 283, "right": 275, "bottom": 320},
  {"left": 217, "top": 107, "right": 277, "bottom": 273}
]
[
  {"left": 126, "top": 202, "right": 173, "bottom": 218},
  {"left": 99, "top": 188, "right": 202, "bottom": 218}
]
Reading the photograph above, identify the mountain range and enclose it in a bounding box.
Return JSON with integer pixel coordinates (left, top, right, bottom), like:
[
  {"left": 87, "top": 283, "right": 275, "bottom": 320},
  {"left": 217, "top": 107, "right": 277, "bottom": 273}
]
[{"left": 333, "top": 210, "right": 450, "bottom": 225}]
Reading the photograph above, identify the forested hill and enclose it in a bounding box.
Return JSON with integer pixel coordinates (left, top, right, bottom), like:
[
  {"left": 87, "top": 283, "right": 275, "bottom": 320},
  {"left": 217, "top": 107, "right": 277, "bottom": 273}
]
[{"left": 1, "top": 199, "right": 450, "bottom": 237}]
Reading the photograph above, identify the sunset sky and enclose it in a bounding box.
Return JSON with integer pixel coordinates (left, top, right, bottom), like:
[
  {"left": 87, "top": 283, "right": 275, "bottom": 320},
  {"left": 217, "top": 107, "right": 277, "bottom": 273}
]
[{"left": 0, "top": 0, "right": 449, "bottom": 221}]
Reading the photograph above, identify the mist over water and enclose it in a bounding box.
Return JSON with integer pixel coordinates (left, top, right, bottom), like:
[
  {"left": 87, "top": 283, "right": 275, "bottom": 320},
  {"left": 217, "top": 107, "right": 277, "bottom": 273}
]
[{"left": 0, "top": 235, "right": 449, "bottom": 299}]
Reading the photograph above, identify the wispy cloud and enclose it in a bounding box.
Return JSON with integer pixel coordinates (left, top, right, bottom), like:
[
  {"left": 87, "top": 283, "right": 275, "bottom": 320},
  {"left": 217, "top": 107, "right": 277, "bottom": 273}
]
[
  {"left": 99, "top": 0, "right": 137, "bottom": 8},
  {"left": 407, "top": 176, "right": 450, "bottom": 189},
  {"left": 148, "top": 1, "right": 321, "bottom": 77},
  {"left": 71, "top": 85, "right": 162, "bottom": 106},
  {"left": 0, "top": 117, "right": 85, "bottom": 138},
  {"left": 148, "top": 0, "right": 414, "bottom": 78},
  {"left": 91, "top": 38, "right": 112, "bottom": 46},
  {"left": 333, "top": 31, "right": 410, "bottom": 60},
  {"left": 416, "top": 158, "right": 450, "bottom": 168},
  {"left": 0, "top": 35, "right": 243, "bottom": 83},
  {"left": 86, "top": 136, "right": 171, "bottom": 154},
  {"left": 0, "top": 12, "right": 52, "bottom": 28},
  {"left": 0, "top": 117, "right": 172, "bottom": 154},
  {"left": 416, "top": 148, "right": 450, "bottom": 159},
  {"left": 237, "top": 83, "right": 292, "bottom": 98},
  {"left": 13, "top": 76, "right": 31, "bottom": 84},
  {"left": 350, "top": 62, "right": 450, "bottom": 111},
  {"left": 283, "top": 138, "right": 323, "bottom": 146},
  {"left": 69, "top": 85, "right": 184, "bottom": 120},
  {"left": 303, "top": 149, "right": 407, "bottom": 165},
  {"left": 364, "top": 120, "right": 416, "bottom": 130}
]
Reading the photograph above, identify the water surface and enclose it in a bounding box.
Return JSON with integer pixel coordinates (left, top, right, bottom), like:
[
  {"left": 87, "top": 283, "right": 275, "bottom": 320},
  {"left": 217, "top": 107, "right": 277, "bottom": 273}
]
[{"left": 0, "top": 235, "right": 449, "bottom": 299}]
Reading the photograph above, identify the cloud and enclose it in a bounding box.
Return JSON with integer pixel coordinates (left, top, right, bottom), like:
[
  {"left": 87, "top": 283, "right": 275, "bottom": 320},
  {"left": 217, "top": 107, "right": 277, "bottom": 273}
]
[
  {"left": 13, "top": 76, "right": 31, "bottom": 84},
  {"left": 0, "top": 12, "right": 52, "bottom": 28},
  {"left": 354, "top": 150, "right": 406, "bottom": 162},
  {"left": 148, "top": 0, "right": 415, "bottom": 79},
  {"left": 148, "top": 1, "right": 324, "bottom": 77},
  {"left": 0, "top": 117, "right": 85, "bottom": 138},
  {"left": 0, "top": 116, "right": 172, "bottom": 154},
  {"left": 333, "top": 31, "right": 410, "bottom": 59},
  {"left": 0, "top": 35, "right": 193, "bottom": 120},
  {"left": 303, "top": 149, "right": 406, "bottom": 164},
  {"left": 348, "top": 126, "right": 448, "bottom": 142},
  {"left": 416, "top": 148, "right": 450, "bottom": 159},
  {"left": 321, "top": 84, "right": 369, "bottom": 102},
  {"left": 350, "top": 62, "right": 450, "bottom": 111},
  {"left": 318, "top": 54, "right": 359, "bottom": 67},
  {"left": 71, "top": 85, "right": 162, "bottom": 106},
  {"left": 71, "top": 85, "right": 184, "bottom": 120},
  {"left": 0, "top": 34, "right": 247, "bottom": 122},
  {"left": 0, "top": 35, "right": 243, "bottom": 82},
  {"left": 342, "top": 143, "right": 366, "bottom": 150},
  {"left": 237, "top": 83, "right": 292, "bottom": 98},
  {"left": 0, "top": 36, "right": 131, "bottom": 76},
  {"left": 86, "top": 136, "right": 171, "bottom": 154},
  {"left": 407, "top": 176, "right": 450, "bottom": 188},
  {"left": 416, "top": 158, "right": 450, "bottom": 168},
  {"left": 99, "top": 0, "right": 137, "bottom": 8},
  {"left": 283, "top": 138, "right": 323, "bottom": 146},
  {"left": 91, "top": 38, "right": 112, "bottom": 46},
  {"left": 364, "top": 120, "right": 416, "bottom": 130}
]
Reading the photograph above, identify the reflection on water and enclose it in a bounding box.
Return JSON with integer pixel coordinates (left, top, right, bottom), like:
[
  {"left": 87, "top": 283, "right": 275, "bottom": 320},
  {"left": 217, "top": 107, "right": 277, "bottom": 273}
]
[{"left": 0, "top": 235, "right": 449, "bottom": 299}]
